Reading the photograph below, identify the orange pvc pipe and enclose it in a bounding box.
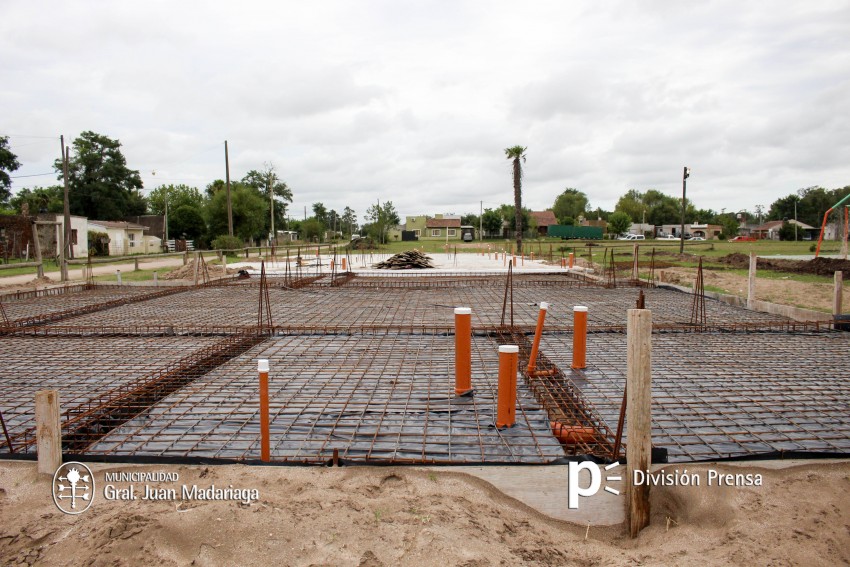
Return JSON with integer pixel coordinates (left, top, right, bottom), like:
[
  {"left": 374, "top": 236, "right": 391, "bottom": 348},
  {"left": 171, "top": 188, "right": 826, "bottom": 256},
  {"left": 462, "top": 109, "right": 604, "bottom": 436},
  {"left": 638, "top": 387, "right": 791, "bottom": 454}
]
[
  {"left": 551, "top": 421, "right": 596, "bottom": 445},
  {"left": 572, "top": 306, "right": 588, "bottom": 369},
  {"left": 496, "top": 345, "right": 518, "bottom": 428},
  {"left": 512, "top": 256, "right": 517, "bottom": 267},
  {"left": 568, "top": 253, "right": 574, "bottom": 268},
  {"left": 454, "top": 307, "right": 473, "bottom": 396},
  {"left": 526, "top": 302, "right": 548, "bottom": 374},
  {"left": 342, "top": 258, "right": 347, "bottom": 271},
  {"left": 258, "top": 359, "right": 270, "bottom": 462},
  {"left": 330, "top": 259, "right": 335, "bottom": 270}
]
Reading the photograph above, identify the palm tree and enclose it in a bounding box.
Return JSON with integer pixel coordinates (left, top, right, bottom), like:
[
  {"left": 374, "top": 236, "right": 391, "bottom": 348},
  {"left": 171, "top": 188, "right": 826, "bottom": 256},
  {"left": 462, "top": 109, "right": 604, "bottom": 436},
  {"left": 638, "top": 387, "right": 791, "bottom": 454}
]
[{"left": 504, "top": 145, "right": 527, "bottom": 254}]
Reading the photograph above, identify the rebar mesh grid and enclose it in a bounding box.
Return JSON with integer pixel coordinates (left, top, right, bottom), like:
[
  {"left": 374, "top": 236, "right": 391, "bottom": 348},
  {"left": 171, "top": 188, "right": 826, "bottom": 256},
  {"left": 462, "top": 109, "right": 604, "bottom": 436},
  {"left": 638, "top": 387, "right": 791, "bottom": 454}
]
[
  {"left": 1, "top": 285, "right": 187, "bottom": 328},
  {"left": 539, "top": 331, "right": 850, "bottom": 461},
  {"left": 0, "top": 336, "right": 222, "bottom": 453},
  {"left": 47, "top": 286, "right": 790, "bottom": 332},
  {"left": 89, "top": 335, "right": 566, "bottom": 464}
]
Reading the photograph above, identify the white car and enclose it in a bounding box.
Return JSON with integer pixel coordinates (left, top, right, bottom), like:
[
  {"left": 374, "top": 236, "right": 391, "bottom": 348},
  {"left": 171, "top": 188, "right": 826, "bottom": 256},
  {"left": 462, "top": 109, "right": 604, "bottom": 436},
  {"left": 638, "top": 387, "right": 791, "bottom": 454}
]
[
  {"left": 657, "top": 235, "right": 681, "bottom": 240},
  {"left": 617, "top": 234, "right": 645, "bottom": 241},
  {"left": 689, "top": 236, "right": 705, "bottom": 241}
]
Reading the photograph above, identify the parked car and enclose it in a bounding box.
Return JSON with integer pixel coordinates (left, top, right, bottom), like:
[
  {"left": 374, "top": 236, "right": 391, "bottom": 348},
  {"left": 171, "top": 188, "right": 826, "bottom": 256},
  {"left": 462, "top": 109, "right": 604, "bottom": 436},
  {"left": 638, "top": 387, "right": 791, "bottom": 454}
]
[
  {"left": 617, "top": 234, "right": 645, "bottom": 241},
  {"left": 730, "top": 236, "right": 756, "bottom": 242},
  {"left": 689, "top": 236, "right": 705, "bottom": 241},
  {"left": 657, "top": 235, "right": 680, "bottom": 240}
]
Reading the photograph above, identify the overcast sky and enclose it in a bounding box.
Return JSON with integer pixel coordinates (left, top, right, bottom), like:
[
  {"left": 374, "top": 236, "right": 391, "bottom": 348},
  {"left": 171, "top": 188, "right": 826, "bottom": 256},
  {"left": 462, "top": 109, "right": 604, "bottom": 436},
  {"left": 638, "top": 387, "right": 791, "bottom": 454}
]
[{"left": 3, "top": 1, "right": 850, "bottom": 221}]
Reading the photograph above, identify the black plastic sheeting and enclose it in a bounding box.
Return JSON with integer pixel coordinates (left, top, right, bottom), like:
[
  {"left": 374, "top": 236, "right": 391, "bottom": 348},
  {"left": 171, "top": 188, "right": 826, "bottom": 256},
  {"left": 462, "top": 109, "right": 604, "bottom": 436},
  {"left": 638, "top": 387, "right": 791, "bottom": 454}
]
[
  {"left": 88, "top": 335, "right": 566, "bottom": 464},
  {"left": 540, "top": 331, "right": 850, "bottom": 462}
]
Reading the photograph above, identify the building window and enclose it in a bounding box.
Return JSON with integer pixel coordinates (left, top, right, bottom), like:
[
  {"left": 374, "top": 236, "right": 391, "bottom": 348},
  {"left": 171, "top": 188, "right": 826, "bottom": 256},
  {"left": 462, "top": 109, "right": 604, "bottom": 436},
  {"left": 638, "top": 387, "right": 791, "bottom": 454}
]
[
  {"left": 448, "top": 229, "right": 457, "bottom": 237},
  {"left": 431, "top": 229, "right": 441, "bottom": 237},
  {"left": 128, "top": 233, "right": 136, "bottom": 241},
  {"left": 71, "top": 229, "right": 78, "bottom": 245},
  {"left": 410, "top": 217, "right": 416, "bottom": 222},
  {"left": 414, "top": 229, "right": 421, "bottom": 237}
]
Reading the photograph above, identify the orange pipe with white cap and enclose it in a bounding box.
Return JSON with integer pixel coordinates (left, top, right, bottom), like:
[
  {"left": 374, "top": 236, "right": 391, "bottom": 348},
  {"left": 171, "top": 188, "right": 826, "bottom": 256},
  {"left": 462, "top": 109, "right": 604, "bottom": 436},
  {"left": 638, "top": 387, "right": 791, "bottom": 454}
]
[
  {"left": 496, "top": 345, "right": 519, "bottom": 428},
  {"left": 572, "top": 306, "right": 588, "bottom": 369},
  {"left": 258, "top": 359, "right": 270, "bottom": 462},
  {"left": 454, "top": 307, "right": 473, "bottom": 396}
]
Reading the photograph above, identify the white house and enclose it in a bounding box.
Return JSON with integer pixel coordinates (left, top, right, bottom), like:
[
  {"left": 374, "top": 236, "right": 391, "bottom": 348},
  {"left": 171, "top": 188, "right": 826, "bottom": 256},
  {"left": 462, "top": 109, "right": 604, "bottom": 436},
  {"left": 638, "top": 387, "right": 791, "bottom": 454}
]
[
  {"left": 88, "top": 220, "right": 149, "bottom": 256},
  {"left": 35, "top": 213, "right": 89, "bottom": 259}
]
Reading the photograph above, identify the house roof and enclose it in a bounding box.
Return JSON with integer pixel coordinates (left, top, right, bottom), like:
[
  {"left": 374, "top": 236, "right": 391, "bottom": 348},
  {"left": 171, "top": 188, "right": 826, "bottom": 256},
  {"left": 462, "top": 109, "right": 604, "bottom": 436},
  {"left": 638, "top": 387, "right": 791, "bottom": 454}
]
[
  {"left": 89, "top": 220, "right": 149, "bottom": 231},
  {"left": 530, "top": 210, "right": 558, "bottom": 227},
  {"left": 754, "top": 219, "right": 815, "bottom": 231},
  {"left": 426, "top": 218, "right": 461, "bottom": 228}
]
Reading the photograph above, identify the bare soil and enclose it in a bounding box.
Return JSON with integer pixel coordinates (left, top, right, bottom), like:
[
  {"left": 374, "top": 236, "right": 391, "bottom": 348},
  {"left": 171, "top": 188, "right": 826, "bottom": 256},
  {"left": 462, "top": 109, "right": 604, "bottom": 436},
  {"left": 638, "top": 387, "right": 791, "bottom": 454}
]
[{"left": 1, "top": 461, "right": 847, "bottom": 566}]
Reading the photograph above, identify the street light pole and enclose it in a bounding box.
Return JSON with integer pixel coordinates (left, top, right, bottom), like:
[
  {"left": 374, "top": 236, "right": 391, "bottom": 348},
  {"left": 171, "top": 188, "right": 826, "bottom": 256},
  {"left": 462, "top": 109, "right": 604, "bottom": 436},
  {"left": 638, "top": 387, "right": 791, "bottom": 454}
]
[{"left": 680, "top": 166, "right": 690, "bottom": 254}]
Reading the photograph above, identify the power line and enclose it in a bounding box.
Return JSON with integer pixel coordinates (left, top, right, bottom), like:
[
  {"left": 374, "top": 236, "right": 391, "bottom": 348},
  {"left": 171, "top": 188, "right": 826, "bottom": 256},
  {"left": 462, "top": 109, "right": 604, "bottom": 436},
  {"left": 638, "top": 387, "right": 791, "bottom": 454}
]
[{"left": 10, "top": 172, "right": 56, "bottom": 179}]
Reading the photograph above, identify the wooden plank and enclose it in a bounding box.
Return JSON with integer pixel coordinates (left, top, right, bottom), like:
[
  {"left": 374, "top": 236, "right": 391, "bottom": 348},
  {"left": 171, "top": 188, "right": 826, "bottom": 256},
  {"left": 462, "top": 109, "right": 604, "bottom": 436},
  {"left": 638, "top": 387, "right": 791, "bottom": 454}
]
[
  {"left": 626, "top": 308, "right": 652, "bottom": 538},
  {"left": 35, "top": 390, "right": 61, "bottom": 475}
]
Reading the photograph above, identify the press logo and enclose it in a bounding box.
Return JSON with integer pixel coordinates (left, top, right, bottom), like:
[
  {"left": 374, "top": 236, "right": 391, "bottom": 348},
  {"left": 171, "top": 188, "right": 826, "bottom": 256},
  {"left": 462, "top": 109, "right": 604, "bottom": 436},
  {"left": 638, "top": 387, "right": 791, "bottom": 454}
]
[
  {"left": 568, "top": 461, "right": 622, "bottom": 509},
  {"left": 52, "top": 462, "right": 95, "bottom": 514}
]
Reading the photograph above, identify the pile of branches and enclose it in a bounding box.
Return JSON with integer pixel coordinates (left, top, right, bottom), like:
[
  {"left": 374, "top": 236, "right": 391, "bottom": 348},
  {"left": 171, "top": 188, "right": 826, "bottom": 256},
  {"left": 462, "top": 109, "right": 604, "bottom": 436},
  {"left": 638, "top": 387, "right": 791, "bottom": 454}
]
[{"left": 374, "top": 250, "right": 435, "bottom": 269}]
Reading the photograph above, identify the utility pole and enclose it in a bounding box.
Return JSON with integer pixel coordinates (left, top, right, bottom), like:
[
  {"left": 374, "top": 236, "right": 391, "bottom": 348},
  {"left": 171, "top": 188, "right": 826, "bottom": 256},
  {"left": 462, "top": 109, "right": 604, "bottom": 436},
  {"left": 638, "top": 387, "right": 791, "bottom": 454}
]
[
  {"left": 679, "top": 166, "right": 690, "bottom": 254},
  {"left": 59, "top": 135, "right": 74, "bottom": 266},
  {"left": 480, "top": 200, "right": 483, "bottom": 241},
  {"left": 268, "top": 172, "right": 275, "bottom": 245},
  {"left": 225, "top": 140, "right": 233, "bottom": 236}
]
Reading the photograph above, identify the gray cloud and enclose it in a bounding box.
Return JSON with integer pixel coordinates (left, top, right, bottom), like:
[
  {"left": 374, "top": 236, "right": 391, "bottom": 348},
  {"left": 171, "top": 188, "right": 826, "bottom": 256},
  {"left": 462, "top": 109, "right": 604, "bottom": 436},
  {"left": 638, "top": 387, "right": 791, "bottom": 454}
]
[{"left": 3, "top": 0, "right": 850, "bottom": 220}]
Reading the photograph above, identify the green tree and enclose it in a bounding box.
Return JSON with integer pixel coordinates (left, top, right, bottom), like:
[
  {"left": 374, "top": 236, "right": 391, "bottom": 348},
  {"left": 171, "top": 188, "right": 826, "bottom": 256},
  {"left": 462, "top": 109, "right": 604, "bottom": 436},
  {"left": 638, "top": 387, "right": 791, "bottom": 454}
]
[
  {"left": 147, "top": 184, "right": 205, "bottom": 215},
  {"left": 0, "top": 136, "right": 21, "bottom": 206},
  {"left": 242, "top": 163, "right": 293, "bottom": 232},
  {"left": 206, "top": 182, "right": 268, "bottom": 242},
  {"left": 615, "top": 189, "right": 646, "bottom": 223},
  {"left": 301, "top": 218, "right": 323, "bottom": 242},
  {"left": 778, "top": 221, "right": 797, "bottom": 241},
  {"left": 312, "top": 202, "right": 328, "bottom": 228},
  {"left": 552, "top": 188, "right": 589, "bottom": 223},
  {"left": 55, "top": 131, "right": 145, "bottom": 220},
  {"left": 169, "top": 204, "right": 206, "bottom": 241},
  {"left": 341, "top": 206, "right": 358, "bottom": 236},
  {"left": 504, "top": 145, "right": 527, "bottom": 254},
  {"left": 10, "top": 186, "right": 64, "bottom": 214},
  {"left": 481, "top": 208, "right": 502, "bottom": 237},
  {"left": 364, "top": 201, "right": 400, "bottom": 244},
  {"left": 714, "top": 213, "right": 740, "bottom": 239},
  {"left": 607, "top": 211, "right": 632, "bottom": 236}
]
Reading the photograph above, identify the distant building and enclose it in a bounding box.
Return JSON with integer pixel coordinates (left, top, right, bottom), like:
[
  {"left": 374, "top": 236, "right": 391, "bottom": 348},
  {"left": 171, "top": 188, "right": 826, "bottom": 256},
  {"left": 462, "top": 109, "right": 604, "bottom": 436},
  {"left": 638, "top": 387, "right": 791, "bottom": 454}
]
[
  {"left": 529, "top": 210, "right": 558, "bottom": 237},
  {"left": 89, "top": 220, "right": 156, "bottom": 255},
  {"left": 404, "top": 214, "right": 464, "bottom": 240},
  {"left": 752, "top": 220, "right": 816, "bottom": 240}
]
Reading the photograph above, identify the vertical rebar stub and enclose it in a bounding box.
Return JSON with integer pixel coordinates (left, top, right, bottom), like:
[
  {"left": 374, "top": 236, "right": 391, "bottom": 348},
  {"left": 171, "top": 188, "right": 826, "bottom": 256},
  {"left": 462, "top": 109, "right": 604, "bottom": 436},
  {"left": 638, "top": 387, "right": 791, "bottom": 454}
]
[
  {"left": 257, "top": 359, "right": 270, "bottom": 373},
  {"left": 498, "top": 345, "right": 519, "bottom": 354},
  {"left": 539, "top": 302, "right": 549, "bottom": 311},
  {"left": 454, "top": 307, "right": 472, "bottom": 315}
]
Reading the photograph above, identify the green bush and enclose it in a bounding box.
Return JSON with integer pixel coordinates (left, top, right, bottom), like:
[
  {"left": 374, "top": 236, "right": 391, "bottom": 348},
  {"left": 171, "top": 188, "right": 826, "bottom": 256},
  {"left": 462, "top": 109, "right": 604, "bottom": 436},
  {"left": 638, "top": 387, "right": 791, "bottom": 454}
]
[{"left": 211, "top": 234, "right": 244, "bottom": 251}]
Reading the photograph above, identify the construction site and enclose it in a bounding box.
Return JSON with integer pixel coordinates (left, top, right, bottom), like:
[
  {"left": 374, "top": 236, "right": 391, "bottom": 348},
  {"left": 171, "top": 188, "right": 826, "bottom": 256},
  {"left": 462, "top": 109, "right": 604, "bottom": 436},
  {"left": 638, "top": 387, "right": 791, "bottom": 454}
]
[{"left": 1, "top": 247, "right": 848, "bottom": 468}]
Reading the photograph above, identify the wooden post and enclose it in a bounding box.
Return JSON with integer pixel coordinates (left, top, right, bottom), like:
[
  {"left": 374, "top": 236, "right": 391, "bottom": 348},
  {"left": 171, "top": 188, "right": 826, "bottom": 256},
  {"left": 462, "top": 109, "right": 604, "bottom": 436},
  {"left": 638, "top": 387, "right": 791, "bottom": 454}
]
[
  {"left": 747, "top": 251, "right": 757, "bottom": 309},
  {"left": 835, "top": 271, "right": 843, "bottom": 316},
  {"left": 56, "top": 223, "right": 67, "bottom": 282},
  {"left": 134, "top": 257, "right": 139, "bottom": 271},
  {"left": 193, "top": 252, "right": 200, "bottom": 286},
  {"left": 116, "top": 270, "right": 122, "bottom": 285},
  {"left": 183, "top": 251, "right": 188, "bottom": 265},
  {"left": 35, "top": 390, "right": 61, "bottom": 475},
  {"left": 153, "top": 271, "right": 158, "bottom": 286},
  {"left": 31, "top": 222, "right": 44, "bottom": 279},
  {"left": 632, "top": 244, "right": 639, "bottom": 280},
  {"left": 626, "top": 308, "right": 652, "bottom": 538}
]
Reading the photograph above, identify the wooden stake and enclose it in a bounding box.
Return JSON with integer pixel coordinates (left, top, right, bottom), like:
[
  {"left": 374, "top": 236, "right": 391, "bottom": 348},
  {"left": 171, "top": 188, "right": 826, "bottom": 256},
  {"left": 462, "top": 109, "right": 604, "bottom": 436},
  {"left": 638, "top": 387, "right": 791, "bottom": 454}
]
[
  {"left": 36, "top": 390, "right": 61, "bottom": 475},
  {"left": 31, "top": 222, "right": 44, "bottom": 279},
  {"left": 626, "top": 309, "right": 652, "bottom": 538},
  {"left": 835, "top": 271, "right": 843, "bottom": 317},
  {"left": 747, "top": 251, "right": 757, "bottom": 309}
]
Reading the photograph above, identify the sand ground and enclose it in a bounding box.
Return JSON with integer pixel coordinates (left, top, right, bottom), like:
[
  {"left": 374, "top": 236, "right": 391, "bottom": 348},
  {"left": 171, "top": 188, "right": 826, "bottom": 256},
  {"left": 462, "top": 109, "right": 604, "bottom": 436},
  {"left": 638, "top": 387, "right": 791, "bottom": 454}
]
[{"left": 1, "top": 460, "right": 848, "bottom": 566}]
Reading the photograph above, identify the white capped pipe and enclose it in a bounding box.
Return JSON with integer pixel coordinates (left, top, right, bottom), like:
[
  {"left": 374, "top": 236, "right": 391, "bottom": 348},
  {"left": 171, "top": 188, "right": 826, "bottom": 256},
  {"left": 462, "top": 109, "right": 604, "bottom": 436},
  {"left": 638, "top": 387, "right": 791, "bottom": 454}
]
[
  {"left": 257, "top": 359, "right": 270, "bottom": 373},
  {"left": 499, "top": 345, "right": 519, "bottom": 354},
  {"left": 539, "top": 302, "right": 549, "bottom": 311},
  {"left": 454, "top": 307, "right": 472, "bottom": 315},
  {"left": 574, "top": 305, "right": 588, "bottom": 312}
]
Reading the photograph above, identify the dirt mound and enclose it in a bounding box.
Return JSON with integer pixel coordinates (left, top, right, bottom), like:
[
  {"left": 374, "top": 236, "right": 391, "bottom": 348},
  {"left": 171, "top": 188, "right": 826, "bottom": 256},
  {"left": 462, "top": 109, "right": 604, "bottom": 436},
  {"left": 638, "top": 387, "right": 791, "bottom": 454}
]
[
  {"left": 718, "top": 253, "right": 850, "bottom": 275},
  {"left": 161, "top": 259, "right": 234, "bottom": 280}
]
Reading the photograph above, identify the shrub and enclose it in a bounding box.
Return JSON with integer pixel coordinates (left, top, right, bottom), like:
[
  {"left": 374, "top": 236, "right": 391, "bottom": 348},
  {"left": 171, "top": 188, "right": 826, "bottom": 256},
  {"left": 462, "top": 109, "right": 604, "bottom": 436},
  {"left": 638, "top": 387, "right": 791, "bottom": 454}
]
[{"left": 211, "top": 234, "right": 244, "bottom": 252}]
